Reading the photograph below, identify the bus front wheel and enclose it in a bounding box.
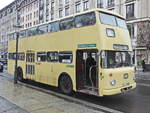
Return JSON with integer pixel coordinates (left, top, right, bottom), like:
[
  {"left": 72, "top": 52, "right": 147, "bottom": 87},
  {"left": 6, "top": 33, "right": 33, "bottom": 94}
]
[{"left": 59, "top": 74, "right": 73, "bottom": 94}]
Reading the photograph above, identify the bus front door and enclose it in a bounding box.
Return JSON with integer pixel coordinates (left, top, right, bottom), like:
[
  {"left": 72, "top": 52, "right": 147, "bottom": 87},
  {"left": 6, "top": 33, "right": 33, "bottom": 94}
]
[
  {"left": 25, "top": 52, "right": 36, "bottom": 80},
  {"left": 76, "top": 50, "right": 99, "bottom": 95}
]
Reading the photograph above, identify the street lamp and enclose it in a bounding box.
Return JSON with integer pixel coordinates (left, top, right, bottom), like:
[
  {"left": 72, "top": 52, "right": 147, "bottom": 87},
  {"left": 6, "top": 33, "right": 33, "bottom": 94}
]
[
  {"left": 13, "top": 25, "right": 22, "bottom": 84},
  {"left": 13, "top": 2, "right": 23, "bottom": 84}
]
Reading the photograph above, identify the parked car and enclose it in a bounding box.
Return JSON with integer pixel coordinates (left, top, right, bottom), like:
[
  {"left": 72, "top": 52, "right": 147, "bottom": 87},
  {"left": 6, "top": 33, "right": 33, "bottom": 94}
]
[{"left": 0, "top": 58, "right": 7, "bottom": 65}]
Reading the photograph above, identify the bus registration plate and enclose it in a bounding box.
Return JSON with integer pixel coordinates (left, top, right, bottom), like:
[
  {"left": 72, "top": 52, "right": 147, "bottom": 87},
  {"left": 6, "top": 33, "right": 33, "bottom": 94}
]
[{"left": 122, "top": 82, "right": 130, "bottom": 87}]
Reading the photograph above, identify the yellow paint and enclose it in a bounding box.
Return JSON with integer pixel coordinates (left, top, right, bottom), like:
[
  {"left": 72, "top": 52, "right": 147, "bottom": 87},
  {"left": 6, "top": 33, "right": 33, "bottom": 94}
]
[{"left": 8, "top": 9, "right": 136, "bottom": 96}]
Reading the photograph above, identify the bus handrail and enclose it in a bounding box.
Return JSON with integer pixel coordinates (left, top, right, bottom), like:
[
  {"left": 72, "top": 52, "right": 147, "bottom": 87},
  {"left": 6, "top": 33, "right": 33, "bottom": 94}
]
[{"left": 89, "top": 65, "right": 97, "bottom": 91}]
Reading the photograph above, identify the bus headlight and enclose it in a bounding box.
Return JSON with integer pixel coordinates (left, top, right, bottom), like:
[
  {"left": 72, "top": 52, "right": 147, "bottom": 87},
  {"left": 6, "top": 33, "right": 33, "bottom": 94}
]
[
  {"left": 124, "top": 73, "right": 129, "bottom": 79},
  {"left": 110, "top": 80, "right": 116, "bottom": 86},
  {"left": 106, "top": 28, "right": 115, "bottom": 37}
]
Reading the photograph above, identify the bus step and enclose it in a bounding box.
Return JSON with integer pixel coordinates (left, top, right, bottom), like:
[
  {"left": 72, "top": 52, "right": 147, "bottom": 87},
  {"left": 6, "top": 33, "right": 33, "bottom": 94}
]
[{"left": 78, "top": 89, "right": 98, "bottom": 96}]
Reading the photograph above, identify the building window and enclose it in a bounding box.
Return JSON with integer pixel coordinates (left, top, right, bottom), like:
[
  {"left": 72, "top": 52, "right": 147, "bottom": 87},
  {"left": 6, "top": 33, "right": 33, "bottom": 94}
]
[
  {"left": 34, "top": 12, "right": 36, "bottom": 18},
  {"left": 108, "top": 8, "right": 115, "bottom": 12},
  {"left": 34, "top": 21, "right": 36, "bottom": 25},
  {"left": 126, "top": 3, "right": 134, "bottom": 19},
  {"left": 46, "top": 0, "right": 49, "bottom": 5},
  {"left": 65, "top": 0, "right": 69, "bottom": 4},
  {"left": 51, "top": 1, "right": 54, "bottom": 20},
  {"left": 51, "top": 13, "right": 54, "bottom": 20},
  {"left": 97, "top": 0, "right": 103, "bottom": 8},
  {"left": 108, "top": 0, "right": 115, "bottom": 7},
  {"left": 36, "top": 10, "right": 39, "bottom": 17},
  {"left": 51, "top": 2, "right": 54, "bottom": 13},
  {"left": 46, "top": 16, "right": 49, "bottom": 22},
  {"left": 30, "top": 13, "right": 32, "bottom": 20},
  {"left": 51, "top": 2, "right": 54, "bottom": 8},
  {"left": 59, "top": 10, "right": 63, "bottom": 18},
  {"left": 83, "top": 1, "right": 89, "bottom": 11},
  {"left": 76, "top": 3, "right": 81, "bottom": 13},
  {"left": 65, "top": 7, "right": 69, "bottom": 16},
  {"left": 127, "top": 24, "right": 134, "bottom": 38},
  {"left": 59, "top": 0, "right": 63, "bottom": 5}
]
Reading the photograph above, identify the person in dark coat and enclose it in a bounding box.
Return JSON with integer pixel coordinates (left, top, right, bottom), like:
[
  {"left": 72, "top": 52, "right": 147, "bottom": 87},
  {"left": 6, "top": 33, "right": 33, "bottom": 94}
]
[
  {"left": 86, "top": 53, "right": 96, "bottom": 86},
  {"left": 142, "top": 60, "right": 146, "bottom": 72}
]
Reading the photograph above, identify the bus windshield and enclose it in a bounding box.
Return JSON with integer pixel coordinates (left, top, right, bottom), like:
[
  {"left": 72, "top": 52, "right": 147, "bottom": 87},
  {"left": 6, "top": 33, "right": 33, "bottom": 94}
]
[
  {"left": 99, "top": 12, "right": 127, "bottom": 29},
  {"left": 102, "top": 51, "right": 133, "bottom": 68}
]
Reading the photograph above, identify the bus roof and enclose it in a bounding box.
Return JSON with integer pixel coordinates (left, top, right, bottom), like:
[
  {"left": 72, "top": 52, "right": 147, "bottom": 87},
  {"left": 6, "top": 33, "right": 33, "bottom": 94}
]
[
  {"left": 17, "top": 8, "right": 124, "bottom": 32},
  {"left": 59, "top": 8, "right": 124, "bottom": 20}
]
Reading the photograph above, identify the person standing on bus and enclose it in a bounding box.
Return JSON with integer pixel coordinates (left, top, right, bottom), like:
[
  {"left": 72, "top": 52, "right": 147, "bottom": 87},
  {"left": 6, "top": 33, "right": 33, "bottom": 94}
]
[{"left": 86, "top": 53, "right": 96, "bottom": 86}]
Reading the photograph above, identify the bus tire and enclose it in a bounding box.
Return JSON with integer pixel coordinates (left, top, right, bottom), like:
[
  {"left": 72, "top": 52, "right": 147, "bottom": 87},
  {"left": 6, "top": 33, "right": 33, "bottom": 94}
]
[
  {"left": 59, "top": 73, "right": 73, "bottom": 94},
  {"left": 16, "top": 67, "right": 24, "bottom": 82}
]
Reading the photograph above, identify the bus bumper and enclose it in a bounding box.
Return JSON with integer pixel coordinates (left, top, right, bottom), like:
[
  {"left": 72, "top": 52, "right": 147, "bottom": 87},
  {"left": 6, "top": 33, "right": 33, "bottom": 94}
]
[{"left": 102, "top": 82, "right": 136, "bottom": 96}]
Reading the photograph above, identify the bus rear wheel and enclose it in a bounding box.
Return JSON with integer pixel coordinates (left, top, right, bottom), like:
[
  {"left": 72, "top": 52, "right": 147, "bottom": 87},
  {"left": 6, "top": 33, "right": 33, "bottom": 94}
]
[
  {"left": 59, "top": 74, "right": 73, "bottom": 94},
  {"left": 16, "top": 67, "right": 24, "bottom": 82}
]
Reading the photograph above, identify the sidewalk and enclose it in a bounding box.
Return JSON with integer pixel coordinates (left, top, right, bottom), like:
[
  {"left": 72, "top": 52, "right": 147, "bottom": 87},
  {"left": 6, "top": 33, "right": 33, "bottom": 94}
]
[
  {"left": 0, "top": 73, "right": 107, "bottom": 113},
  {"left": 0, "top": 96, "right": 28, "bottom": 113},
  {"left": 135, "top": 70, "right": 150, "bottom": 80}
]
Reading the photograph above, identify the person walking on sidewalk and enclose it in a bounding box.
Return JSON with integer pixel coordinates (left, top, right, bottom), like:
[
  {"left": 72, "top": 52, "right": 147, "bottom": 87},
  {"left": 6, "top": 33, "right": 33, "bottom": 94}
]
[{"left": 142, "top": 60, "right": 146, "bottom": 72}]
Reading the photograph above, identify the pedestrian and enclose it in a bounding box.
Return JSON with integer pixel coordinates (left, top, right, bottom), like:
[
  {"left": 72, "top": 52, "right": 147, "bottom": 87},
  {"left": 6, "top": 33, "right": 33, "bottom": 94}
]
[
  {"left": 142, "top": 60, "right": 146, "bottom": 72},
  {"left": 86, "top": 53, "right": 96, "bottom": 86},
  {"left": 0, "top": 62, "right": 3, "bottom": 72}
]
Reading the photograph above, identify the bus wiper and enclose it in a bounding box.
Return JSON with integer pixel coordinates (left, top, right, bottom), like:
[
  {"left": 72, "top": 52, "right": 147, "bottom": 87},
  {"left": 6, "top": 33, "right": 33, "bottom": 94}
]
[{"left": 114, "top": 63, "right": 122, "bottom": 68}]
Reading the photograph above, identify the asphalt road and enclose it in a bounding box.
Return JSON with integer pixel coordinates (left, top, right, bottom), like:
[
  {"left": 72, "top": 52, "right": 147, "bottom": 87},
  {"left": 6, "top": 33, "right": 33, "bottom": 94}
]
[
  {"left": 74, "top": 84, "right": 150, "bottom": 113},
  {"left": 1, "top": 72, "right": 150, "bottom": 113}
]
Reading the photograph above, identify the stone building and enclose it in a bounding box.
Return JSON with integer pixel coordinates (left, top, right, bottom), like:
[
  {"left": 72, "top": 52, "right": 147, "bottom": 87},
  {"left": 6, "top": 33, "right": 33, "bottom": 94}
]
[{"left": 0, "top": 1, "right": 17, "bottom": 58}]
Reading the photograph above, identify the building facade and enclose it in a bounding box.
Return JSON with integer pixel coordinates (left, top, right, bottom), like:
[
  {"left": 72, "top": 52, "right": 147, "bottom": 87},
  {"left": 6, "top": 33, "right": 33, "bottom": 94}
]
[
  {"left": 0, "top": 1, "right": 17, "bottom": 58},
  {"left": 0, "top": 0, "right": 150, "bottom": 64}
]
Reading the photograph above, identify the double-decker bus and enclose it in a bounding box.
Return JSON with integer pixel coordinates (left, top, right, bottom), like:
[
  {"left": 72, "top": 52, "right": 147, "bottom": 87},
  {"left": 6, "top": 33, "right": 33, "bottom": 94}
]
[{"left": 8, "top": 9, "right": 136, "bottom": 96}]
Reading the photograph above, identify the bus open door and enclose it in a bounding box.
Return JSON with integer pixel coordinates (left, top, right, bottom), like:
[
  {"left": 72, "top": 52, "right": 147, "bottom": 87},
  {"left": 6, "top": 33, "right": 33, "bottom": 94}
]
[{"left": 76, "top": 49, "right": 99, "bottom": 95}]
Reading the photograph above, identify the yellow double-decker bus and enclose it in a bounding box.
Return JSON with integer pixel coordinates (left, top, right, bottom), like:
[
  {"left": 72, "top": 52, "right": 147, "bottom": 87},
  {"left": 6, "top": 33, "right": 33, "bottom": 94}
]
[{"left": 8, "top": 9, "right": 136, "bottom": 96}]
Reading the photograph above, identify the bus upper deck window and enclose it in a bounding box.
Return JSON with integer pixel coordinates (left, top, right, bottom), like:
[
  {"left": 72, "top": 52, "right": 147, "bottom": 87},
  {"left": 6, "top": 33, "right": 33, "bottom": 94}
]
[
  {"left": 99, "top": 13, "right": 116, "bottom": 26},
  {"left": 48, "top": 21, "right": 60, "bottom": 33},
  {"left": 75, "top": 12, "right": 96, "bottom": 28},
  {"left": 116, "top": 17, "right": 127, "bottom": 29},
  {"left": 38, "top": 24, "right": 48, "bottom": 34},
  {"left": 19, "top": 30, "right": 26, "bottom": 38},
  {"left": 60, "top": 18, "right": 74, "bottom": 30},
  {"left": 27, "top": 27, "right": 37, "bottom": 37},
  {"left": 99, "top": 12, "right": 127, "bottom": 29}
]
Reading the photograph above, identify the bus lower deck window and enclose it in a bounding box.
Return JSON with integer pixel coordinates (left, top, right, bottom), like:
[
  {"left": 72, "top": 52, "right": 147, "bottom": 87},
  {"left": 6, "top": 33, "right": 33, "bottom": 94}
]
[{"left": 59, "top": 51, "right": 73, "bottom": 63}]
